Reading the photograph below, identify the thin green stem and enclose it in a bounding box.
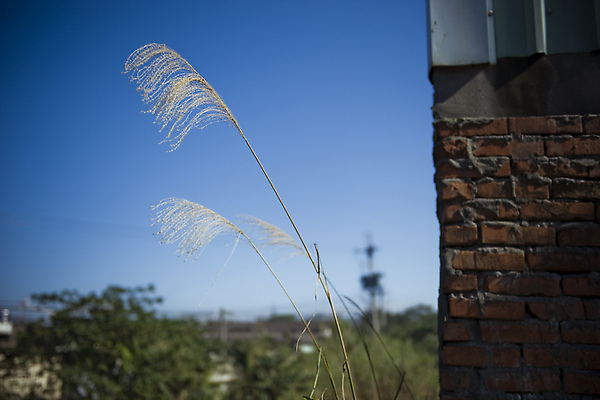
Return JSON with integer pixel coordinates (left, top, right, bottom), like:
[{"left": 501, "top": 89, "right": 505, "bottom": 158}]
[
  {"left": 235, "top": 124, "right": 357, "bottom": 400},
  {"left": 243, "top": 233, "right": 340, "bottom": 400}
]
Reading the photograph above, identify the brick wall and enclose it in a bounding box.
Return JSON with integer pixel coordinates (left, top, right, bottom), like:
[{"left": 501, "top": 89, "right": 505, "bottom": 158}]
[{"left": 434, "top": 115, "right": 600, "bottom": 399}]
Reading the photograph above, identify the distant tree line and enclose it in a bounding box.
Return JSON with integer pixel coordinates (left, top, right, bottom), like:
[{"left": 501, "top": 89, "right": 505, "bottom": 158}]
[{"left": 0, "top": 285, "right": 437, "bottom": 400}]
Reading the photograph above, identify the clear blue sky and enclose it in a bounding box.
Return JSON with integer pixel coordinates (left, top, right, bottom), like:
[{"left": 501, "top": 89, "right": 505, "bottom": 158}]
[{"left": 0, "top": 0, "right": 436, "bottom": 320}]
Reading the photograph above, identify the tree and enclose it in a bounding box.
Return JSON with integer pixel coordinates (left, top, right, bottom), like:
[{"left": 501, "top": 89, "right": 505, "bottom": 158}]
[{"left": 0, "top": 285, "right": 217, "bottom": 400}]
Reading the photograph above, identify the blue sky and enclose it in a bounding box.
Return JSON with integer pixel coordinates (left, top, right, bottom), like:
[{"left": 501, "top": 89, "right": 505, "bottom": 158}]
[{"left": 0, "top": 1, "right": 436, "bottom": 320}]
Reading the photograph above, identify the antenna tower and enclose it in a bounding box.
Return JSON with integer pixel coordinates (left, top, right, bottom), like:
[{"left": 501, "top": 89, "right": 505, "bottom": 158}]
[{"left": 359, "top": 234, "right": 383, "bottom": 332}]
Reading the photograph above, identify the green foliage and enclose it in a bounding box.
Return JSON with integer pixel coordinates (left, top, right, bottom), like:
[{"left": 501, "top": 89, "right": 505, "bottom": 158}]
[
  {"left": 224, "top": 337, "right": 314, "bottom": 400},
  {"left": 0, "top": 285, "right": 218, "bottom": 400}
]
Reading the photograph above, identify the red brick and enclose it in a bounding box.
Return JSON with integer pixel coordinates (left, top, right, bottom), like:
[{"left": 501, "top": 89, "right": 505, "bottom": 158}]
[
  {"left": 434, "top": 120, "right": 459, "bottom": 138},
  {"left": 519, "top": 201, "right": 595, "bottom": 221},
  {"left": 439, "top": 180, "right": 475, "bottom": 202},
  {"left": 473, "top": 136, "right": 545, "bottom": 158},
  {"left": 441, "top": 200, "right": 519, "bottom": 224},
  {"left": 476, "top": 178, "right": 512, "bottom": 198},
  {"left": 485, "top": 368, "right": 561, "bottom": 392},
  {"left": 472, "top": 137, "right": 512, "bottom": 156},
  {"left": 527, "top": 250, "right": 600, "bottom": 272},
  {"left": 449, "top": 297, "right": 480, "bottom": 319},
  {"left": 523, "top": 345, "right": 556, "bottom": 367},
  {"left": 557, "top": 223, "right": 600, "bottom": 246},
  {"left": 440, "top": 368, "right": 476, "bottom": 391},
  {"left": 561, "top": 321, "right": 600, "bottom": 344},
  {"left": 443, "top": 320, "right": 474, "bottom": 342},
  {"left": 491, "top": 346, "right": 521, "bottom": 367},
  {"left": 483, "top": 301, "right": 525, "bottom": 320},
  {"left": 443, "top": 274, "right": 478, "bottom": 293},
  {"left": 436, "top": 159, "right": 481, "bottom": 180},
  {"left": 453, "top": 249, "right": 526, "bottom": 271},
  {"left": 481, "top": 321, "right": 559, "bottom": 343},
  {"left": 551, "top": 179, "right": 600, "bottom": 201},
  {"left": 527, "top": 300, "right": 586, "bottom": 321},
  {"left": 443, "top": 345, "right": 488, "bottom": 367},
  {"left": 555, "top": 116, "right": 583, "bottom": 134},
  {"left": 565, "top": 372, "right": 600, "bottom": 395},
  {"left": 480, "top": 223, "right": 555, "bottom": 246},
  {"left": 434, "top": 137, "right": 470, "bottom": 162},
  {"left": 513, "top": 176, "right": 551, "bottom": 199},
  {"left": 511, "top": 137, "right": 545, "bottom": 156},
  {"left": 484, "top": 275, "right": 561, "bottom": 296},
  {"left": 559, "top": 347, "right": 600, "bottom": 370},
  {"left": 563, "top": 276, "right": 600, "bottom": 297},
  {"left": 460, "top": 118, "right": 508, "bottom": 137},
  {"left": 442, "top": 224, "right": 478, "bottom": 246},
  {"left": 573, "top": 135, "right": 600, "bottom": 155},
  {"left": 583, "top": 115, "right": 600, "bottom": 134},
  {"left": 545, "top": 136, "right": 575, "bottom": 156},
  {"left": 512, "top": 157, "right": 588, "bottom": 178},
  {"left": 509, "top": 116, "right": 557, "bottom": 134}
]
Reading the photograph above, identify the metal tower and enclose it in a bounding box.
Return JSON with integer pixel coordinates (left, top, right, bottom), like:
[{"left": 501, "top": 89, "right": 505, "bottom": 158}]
[{"left": 359, "top": 234, "right": 383, "bottom": 332}]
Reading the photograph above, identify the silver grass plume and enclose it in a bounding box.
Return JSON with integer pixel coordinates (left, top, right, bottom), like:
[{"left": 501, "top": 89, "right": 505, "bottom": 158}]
[
  {"left": 152, "top": 198, "right": 243, "bottom": 260},
  {"left": 241, "top": 215, "right": 304, "bottom": 255},
  {"left": 124, "top": 43, "right": 239, "bottom": 150}
]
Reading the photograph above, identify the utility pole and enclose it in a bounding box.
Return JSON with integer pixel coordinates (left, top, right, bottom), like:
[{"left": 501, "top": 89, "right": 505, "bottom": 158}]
[{"left": 359, "top": 235, "right": 383, "bottom": 332}]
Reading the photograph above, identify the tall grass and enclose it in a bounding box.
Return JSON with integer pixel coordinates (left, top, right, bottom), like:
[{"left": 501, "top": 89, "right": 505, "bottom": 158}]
[{"left": 124, "top": 43, "right": 412, "bottom": 399}]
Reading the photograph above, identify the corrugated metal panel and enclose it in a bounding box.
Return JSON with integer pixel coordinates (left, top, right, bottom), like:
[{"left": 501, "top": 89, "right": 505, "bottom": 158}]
[
  {"left": 427, "top": 0, "right": 496, "bottom": 67},
  {"left": 428, "top": 0, "right": 600, "bottom": 70}
]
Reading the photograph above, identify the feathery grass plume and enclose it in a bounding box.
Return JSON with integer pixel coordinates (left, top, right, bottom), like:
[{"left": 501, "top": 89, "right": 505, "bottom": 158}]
[
  {"left": 152, "top": 198, "right": 243, "bottom": 260},
  {"left": 241, "top": 215, "right": 304, "bottom": 255},
  {"left": 124, "top": 43, "right": 238, "bottom": 150}
]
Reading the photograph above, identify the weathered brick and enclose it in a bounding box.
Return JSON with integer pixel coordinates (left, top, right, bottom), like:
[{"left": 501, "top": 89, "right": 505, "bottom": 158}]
[
  {"left": 439, "top": 179, "right": 475, "bottom": 202},
  {"left": 565, "top": 372, "right": 600, "bottom": 395},
  {"left": 442, "top": 224, "right": 478, "bottom": 246},
  {"left": 559, "top": 347, "right": 600, "bottom": 370},
  {"left": 527, "top": 250, "right": 600, "bottom": 272},
  {"left": 545, "top": 136, "right": 575, "bottom": 156},
  {"left": 484, "top": 368, "right": 561, "bottom": 392},
  {"left": 440, "top": 367, "right": 477, "bottom": 392},
  {"left": 513, "top": 176, "right": 551, "bottom": 199},
  {"left": 481, "top": 321, "right": 559, "bottom": 343},
  {"left": 449, "top": 296, "right": 480, "bottom": 319},
  {"left": 434, "top": 137, "right": 470, "bottom": 162},
  {"left": 519, "top": 201, "right": 595, "bottom": 221},
  {"left": 573, "top": 135, "right": 600, "bottom": 155},
  {"left": 436, "top": 159, "right": 481, "bottom": 180},
  {"left": 453, "top": 249, "right": 525, "bottom": 271},
  {"left": 523, "top": 345, "right": 556, "bottom": 367},
  {"left": 472, "top": 137, "right": 512, "bottom": 156},
  {"left": 512, "top": 157, "right": 588, "bottom": 178},
  {"left": 480, "top": 223, "right": 555, "bottom": 246},
  {"left": 491, "top": 346, "right": 521, "bottom": 367},
  {"left": 583, "top": 115, "right": 600, "bottom": 134},
  {"left": 484, "top": 274, "right": 561, "bottom": 296},
  {"left": 443, "top": 320, "right": 474, "bottom": 342},
  {"left": 476, "top": 178, "right": 512, "bottom": 198},
  {"left": 552, "top": 179, "right": 600, "bottom": 201},
  {"left": 561, "top": 321, "right": 600, "bottom": 344},
  {"left": 442, "top": 200, "right": 519, "bottom": 224},
  {"left": 509, "top": 116, "right": 557, "bottom": 134},
  {"left": 460, "top": 118, "right": 508, "bottom": 137},
  {"left": 557, "top": 223, "right": 600, "bottom": 247},
  {"left": 483, "top": 301, "right": 525, "bottom": 320},
  {"left": 527, "top": 299, "right": 586, "bottom": 321},
  {"left": 443, "top": 274, "right": 478, "bottom": 293},
  {"left": 443, "top": 345, "right": 488, "bottom": 367},
  {"left": 555, "top": 116, "right": 583, "bottom": 134},
  {"left": 562, "top": 275, "right": 600, "bottom": 297}
]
